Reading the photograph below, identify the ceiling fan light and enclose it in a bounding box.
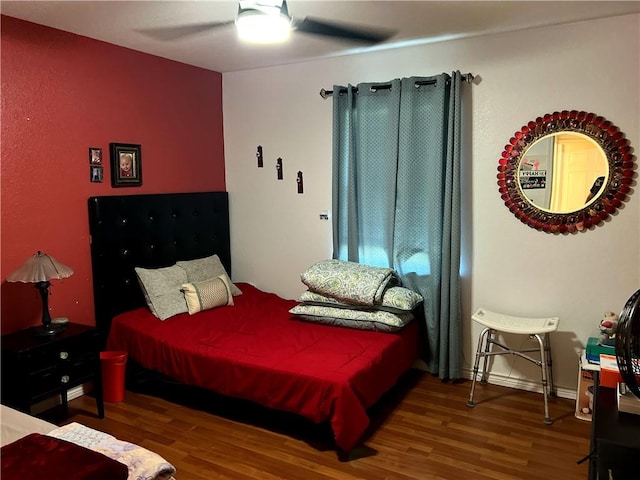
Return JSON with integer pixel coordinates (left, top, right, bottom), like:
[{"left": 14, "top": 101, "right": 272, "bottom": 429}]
[{"left": 236, "top": 10, "right": 291, "bottom": 43}]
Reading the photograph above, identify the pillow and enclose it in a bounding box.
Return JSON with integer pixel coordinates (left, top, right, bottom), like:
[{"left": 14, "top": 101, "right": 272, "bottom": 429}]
[
  {"left": 289, "top": 304, "right": 414, "bottom": 332},
  {"left": 375, "top": 286, "right": 423, "bottom": 311},
  {"left": 181, "top": 275, "right": 234, "bottom": 315},
  {"left": 176, "top": 255, "right": 243, "bottom": 296},
  {"left": 135, "top": 265, "right": 188, "bottom": 320},
  {"left": 299, "top": 286, "right": 423, "bottom": 313}
]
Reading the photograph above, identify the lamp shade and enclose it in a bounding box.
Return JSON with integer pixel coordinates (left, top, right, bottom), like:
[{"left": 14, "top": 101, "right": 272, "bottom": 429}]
[{"left": 7, "top": 251, "right": 74, "bottom": 283}]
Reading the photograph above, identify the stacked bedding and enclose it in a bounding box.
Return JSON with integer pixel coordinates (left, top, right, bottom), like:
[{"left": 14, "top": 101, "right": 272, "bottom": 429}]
[{"left": 290, "top": 259, "right": 423, "bottom": 332}]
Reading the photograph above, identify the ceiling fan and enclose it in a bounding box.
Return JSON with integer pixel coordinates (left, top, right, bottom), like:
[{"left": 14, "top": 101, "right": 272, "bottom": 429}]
[{"left": 139, "top": 0, "right": 395, "bottom": 44}]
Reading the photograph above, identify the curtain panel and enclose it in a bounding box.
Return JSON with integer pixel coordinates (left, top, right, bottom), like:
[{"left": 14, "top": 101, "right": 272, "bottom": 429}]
[{"left": 331, "top": 72, "right": 463, "bottom": 379}]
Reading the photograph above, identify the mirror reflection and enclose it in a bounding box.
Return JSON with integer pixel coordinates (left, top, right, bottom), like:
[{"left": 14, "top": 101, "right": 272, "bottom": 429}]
[
  {"left": 518, "top": 132, "right": 609, "bottom": 213},
  {"left": 497, "top": 110, "right": 635, "bottom": 234}
]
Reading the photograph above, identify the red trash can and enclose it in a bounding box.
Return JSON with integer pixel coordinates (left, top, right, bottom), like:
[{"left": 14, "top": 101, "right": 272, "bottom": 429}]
[{"left": 100, "top": 351, "right": 128, "bottom": 403}]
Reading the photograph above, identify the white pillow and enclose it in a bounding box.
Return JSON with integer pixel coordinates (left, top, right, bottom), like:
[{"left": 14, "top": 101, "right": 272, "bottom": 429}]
[
  {"left": 176, "top": 254, "right": 242, "bottom": 296},
  {"left": 135, "top": 265, "right": 188, "bottom": 320},
  {"left": 181, "top": 275, "right": 234, "bottom": 314}
]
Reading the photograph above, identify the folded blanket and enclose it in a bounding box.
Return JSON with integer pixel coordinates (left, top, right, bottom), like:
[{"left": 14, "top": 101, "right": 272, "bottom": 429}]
[
  {"left": 301, "top": 259, "right": 400, "bottom": 306},
  {"left": 48, "top": 422, "right": 176, "bottom": 480},
  {"left": 1, "top": 433, "right": 129, "bottom": 480},
  {"left": 299, "top": 286, "right": 423, "bottom": 313}
]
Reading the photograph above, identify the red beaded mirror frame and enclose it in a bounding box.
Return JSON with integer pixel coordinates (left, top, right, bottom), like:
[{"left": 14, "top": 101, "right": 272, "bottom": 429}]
[{"left": 497, "top": 110, "right": 635, "bottom": 234}]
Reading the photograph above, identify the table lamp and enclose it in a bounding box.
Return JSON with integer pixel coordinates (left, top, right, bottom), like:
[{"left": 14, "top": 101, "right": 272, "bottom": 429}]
[{"left": 6, "top": 251, "right": 74, "bottom": 336}]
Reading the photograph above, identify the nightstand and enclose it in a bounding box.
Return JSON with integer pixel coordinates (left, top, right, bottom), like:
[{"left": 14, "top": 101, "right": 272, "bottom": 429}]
[{"left": 1, "top": 323, "right": 104, "bottom": 418}]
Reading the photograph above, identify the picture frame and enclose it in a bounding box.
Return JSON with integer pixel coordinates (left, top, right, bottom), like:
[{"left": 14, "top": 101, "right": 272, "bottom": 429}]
[
  {"left": 89, "top": 147, "right": 102, "bottom": 165},
  {"left": 110, "top": 143, "right": 142, "bottom": 187},
  {"left": 90, "top": 166, "right": 103, "bottom": 183}
]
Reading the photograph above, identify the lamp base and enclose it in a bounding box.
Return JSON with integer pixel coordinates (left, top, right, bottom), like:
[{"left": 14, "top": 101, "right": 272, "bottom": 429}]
[{"left": 30, "top": 324, "right": 63, "bottom": 337}]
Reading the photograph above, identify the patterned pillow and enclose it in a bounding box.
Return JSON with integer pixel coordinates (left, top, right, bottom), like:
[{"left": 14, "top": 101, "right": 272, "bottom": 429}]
[
  {"left": 176, "top": 255, "right": 242, "bottom": 296},
  {"left": 299, "top": 286, "right": 423, "bottom": 313},
  {"left": 181, "top": 275, "right": 234, "bottom": 315},
  {"left": 289, "top": 304, "right": 414, "bottom": 332},
  {"left": 135, "top": 265, "right": 188, "bottom": 320}
]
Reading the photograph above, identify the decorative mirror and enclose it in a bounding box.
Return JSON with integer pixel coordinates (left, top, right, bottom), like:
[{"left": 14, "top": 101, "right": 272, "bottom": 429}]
[{"left": 497, "top": 110, "right": 635, "bottom": 233}]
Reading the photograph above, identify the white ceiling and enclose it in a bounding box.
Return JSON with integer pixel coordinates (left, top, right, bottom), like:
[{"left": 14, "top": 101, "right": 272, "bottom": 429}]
[{"left": 2, "top": 1, "right": 639, "bottom": 73}]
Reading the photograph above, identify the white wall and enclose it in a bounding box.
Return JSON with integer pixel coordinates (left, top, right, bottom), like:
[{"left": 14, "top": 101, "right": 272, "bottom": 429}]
[{"left": 223, "top": 14, "right": 640, "bottom": 396}]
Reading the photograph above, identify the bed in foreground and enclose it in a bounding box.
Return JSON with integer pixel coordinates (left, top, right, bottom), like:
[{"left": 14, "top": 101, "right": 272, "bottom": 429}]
[
  {"left": 88, "top": 192, "right": 422, "bottom": 455},
  {"left": 0, "top": 405, "right": 175, "bottom": 480}
]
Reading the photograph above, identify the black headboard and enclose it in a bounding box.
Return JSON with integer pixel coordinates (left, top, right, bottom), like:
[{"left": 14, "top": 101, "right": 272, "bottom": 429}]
[{"left": 88, "top": 192, "right": 230, "bottom": 340}]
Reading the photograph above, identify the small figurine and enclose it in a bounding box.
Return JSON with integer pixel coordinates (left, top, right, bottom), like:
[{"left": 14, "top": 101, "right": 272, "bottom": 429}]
[{"left": 599, "top": 311, "right": 619, "bottom": 342}]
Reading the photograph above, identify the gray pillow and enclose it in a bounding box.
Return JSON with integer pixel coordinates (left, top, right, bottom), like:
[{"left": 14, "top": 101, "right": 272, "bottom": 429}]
[
  {"left": 135, "top": 265, "right": 188, "bottom": 320},
  {"left": 176, "top": 254, "right": 242, "bottom": 296}
]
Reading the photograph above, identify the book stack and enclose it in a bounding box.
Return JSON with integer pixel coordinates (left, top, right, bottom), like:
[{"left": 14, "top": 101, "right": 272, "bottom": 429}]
[
  {"left": 600, "top": 354, "right": 624, "bottom": 388},
  {"left": 617, "top": 382, "right": 640, "bottom": 415},
  {"left": 585, "top": 336, "right": 615, "bottom": 364}
]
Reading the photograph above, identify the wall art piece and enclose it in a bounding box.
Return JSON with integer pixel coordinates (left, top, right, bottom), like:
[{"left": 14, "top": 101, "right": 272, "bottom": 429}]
[
  {"left": 90, "top": 166, "right": 103, "bottom": 183},
  {"left": 276, "top": 157, "right": 283, "bottom": 180},
  {"left": 89, "top": 147, "right": 102, "bottom": 165},
  {"left": 110, "top": 143, "right": 142, "bottom": 187},
  {"left": 297, "top": 171, "right": 304, "bottom": 193},
  {"left": 497, "top": 110, "right": 635, "bottom": 233},
  {"left": 257, "top": 145, "right": 263, "bottom": 168}
]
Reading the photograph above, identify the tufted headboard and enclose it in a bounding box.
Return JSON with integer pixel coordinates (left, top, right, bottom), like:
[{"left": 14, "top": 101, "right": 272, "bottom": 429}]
[{"left": 88, "top": 192, "right": 230, "bottom": 341}]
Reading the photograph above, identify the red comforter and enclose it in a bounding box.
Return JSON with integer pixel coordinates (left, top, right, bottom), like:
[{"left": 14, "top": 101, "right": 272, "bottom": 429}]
[{"left": 107, "top": 283, "right": 420, "bottom": 452}]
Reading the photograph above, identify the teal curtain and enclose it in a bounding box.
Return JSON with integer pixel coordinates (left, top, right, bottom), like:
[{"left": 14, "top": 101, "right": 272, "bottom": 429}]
[{"left": 332, "top": 72, "right": 463, "bottom": 379}]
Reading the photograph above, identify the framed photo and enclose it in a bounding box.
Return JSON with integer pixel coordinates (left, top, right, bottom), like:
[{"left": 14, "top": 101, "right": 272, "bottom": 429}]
[
  {"left": 90, "top": 166, "right": 103, "bottom": 183},
  {"left": 110, "top": 143, "right": 142, "bottom": 187},
  {"left": 89, "top": 147, "right": 102, "bottom": 165}
]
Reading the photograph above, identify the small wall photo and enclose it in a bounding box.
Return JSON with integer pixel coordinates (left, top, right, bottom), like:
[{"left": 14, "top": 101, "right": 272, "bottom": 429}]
[{"left": 110, "top": 143, "right": 142, "bottom": 187}]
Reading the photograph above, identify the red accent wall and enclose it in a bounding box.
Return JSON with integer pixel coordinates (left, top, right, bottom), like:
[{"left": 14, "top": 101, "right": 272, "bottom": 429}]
[{"left": 1, "top": 16, "right": 226, "bottom": 334}]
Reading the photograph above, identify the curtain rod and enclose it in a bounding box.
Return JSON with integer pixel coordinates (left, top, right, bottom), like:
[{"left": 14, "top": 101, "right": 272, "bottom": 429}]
[{"left": 319, "top": 72, "right": 475, "bottom": 99}]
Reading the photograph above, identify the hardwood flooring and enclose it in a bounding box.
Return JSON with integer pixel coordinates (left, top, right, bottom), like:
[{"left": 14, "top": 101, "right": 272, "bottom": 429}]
[{"left": 64, "top": 371, "right": 591, "bottom": 480}]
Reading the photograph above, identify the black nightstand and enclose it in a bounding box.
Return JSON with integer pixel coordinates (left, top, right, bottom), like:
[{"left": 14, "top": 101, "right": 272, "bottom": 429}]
[{"left": 1, "top": 323, "right": 104, "bottom": 418}]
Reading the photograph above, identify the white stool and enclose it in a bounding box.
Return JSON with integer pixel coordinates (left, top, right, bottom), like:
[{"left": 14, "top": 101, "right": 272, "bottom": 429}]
[{"left": 466, "top": 308, "right": 560, "bottom": 424}]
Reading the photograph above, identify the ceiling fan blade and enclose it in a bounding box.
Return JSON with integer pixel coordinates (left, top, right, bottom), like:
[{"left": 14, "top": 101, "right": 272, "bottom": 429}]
[
  {"left": 293, "top": 17, "right": 394, "bottom": 44},
  {"left": 136, "top": 21, "right": 235, "bottom": 41}
]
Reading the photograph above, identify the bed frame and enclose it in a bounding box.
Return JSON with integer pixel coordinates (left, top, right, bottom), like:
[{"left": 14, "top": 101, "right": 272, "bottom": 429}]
[{"left": 88, "top": 191, "right": 231, "bottom": 341}]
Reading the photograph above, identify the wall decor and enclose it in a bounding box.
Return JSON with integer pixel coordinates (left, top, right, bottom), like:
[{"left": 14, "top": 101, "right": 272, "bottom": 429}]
[
  {"left": 276, "top": 157, "right": 283, "bottom": 180},
  {"left": 497, "top": 111, "right": 635, "bottom": 233},
  {"left": 90, "top": 166, "right": 103, "bottom": 183},
  {"left": 110, "top": 143, "right": 142, "bottom": 187},
  {"left": 89, "top": 147, "right": 102, "bottom": 165},
  {"left": 256, "top": 145, "right": 263, "bottom": 168},
  {"left": 297, "top": 171, "right": 304, "bottom": 194}
]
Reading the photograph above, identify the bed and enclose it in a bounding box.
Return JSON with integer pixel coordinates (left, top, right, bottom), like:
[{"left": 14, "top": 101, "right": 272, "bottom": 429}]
[
  {"left": 0, "top": 405, "right": 175, "bottom": 480},
  {"left": 88, "top": 191, "right": 421, "bottom": 455}
]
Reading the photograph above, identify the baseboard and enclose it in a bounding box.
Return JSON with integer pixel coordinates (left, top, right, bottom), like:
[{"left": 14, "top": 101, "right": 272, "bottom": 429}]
[
  {"left": 461, "top": 367, "right": 576, "bottom": 400},
  {"left": 412, "top": 361, "right": 575, "bottom": 400},
  {"left": 30, "top": 384, "right": 89, "bottom": 415}
]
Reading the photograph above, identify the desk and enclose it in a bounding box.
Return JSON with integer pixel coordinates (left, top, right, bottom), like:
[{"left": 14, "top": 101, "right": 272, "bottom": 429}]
[{"left": 590, "top": 376, "right": 640, "bottom": 479}]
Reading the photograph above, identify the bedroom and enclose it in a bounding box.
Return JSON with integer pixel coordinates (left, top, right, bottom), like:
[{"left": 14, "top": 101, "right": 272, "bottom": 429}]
[{"left": 1, "top": 1, "right": 639, "bottom": 478}]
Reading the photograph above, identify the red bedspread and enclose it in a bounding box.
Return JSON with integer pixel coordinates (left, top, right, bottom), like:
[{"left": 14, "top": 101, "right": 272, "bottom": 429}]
[{"left": 107, "top": 283, "right": 420, "bottom": 452}]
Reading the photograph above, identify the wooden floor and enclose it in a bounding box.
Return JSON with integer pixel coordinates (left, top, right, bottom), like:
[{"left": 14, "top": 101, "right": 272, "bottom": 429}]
[{"left": 64, "top": 371, "right": 591, "bottom": 480}]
